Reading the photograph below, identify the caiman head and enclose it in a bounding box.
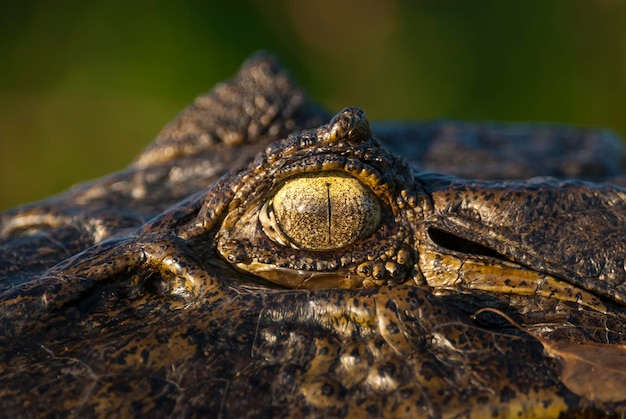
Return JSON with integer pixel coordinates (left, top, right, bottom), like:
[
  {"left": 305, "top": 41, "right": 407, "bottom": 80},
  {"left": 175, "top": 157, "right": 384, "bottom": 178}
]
[{"left": 1, "top": 55, "right": 625, "bottom": 418}]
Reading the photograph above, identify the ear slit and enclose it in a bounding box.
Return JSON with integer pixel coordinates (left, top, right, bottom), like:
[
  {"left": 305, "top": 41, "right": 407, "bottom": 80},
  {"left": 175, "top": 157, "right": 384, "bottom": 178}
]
[{"left": 427, "top": 227, "right": 508, "bottom": 261}]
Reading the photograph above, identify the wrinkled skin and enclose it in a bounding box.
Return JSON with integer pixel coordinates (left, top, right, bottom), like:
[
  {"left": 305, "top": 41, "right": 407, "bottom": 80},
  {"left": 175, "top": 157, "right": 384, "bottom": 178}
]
[{"left": 2, "top": 54, "right": 626, "bottom": 418}]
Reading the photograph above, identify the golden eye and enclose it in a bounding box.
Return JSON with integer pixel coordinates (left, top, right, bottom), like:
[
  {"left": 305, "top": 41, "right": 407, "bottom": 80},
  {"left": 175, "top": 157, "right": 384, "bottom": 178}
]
[{"left": 261, "top": 171, "right": 381, "bottom": 251}]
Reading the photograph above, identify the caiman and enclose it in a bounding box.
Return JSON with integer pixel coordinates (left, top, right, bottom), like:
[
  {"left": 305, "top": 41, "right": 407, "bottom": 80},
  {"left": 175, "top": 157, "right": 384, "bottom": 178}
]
[{"left": 1, "top": 54, "right": 626, "bottom": 418}]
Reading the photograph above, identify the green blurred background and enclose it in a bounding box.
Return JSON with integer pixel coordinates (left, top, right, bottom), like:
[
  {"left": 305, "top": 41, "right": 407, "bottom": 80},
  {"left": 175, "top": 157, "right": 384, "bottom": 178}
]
[{"left": 2, "top": 1, "right": 626, "bottom": 210}]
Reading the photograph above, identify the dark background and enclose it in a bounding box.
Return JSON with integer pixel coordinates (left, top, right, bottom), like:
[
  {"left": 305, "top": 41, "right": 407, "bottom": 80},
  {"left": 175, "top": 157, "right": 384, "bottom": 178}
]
[{"left": 2, "top": 1, "right": 625, "bottom": 209}]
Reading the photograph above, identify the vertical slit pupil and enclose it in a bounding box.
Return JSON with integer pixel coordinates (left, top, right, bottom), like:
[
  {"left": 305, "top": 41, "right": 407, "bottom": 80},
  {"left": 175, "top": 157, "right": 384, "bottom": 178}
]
[{"left": 326, "top": 182, "right": 331, "bottom": 245}]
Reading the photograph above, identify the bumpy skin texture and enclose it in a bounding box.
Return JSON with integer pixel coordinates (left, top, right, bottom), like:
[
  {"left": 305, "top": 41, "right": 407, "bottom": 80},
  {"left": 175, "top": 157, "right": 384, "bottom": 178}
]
[{"left": 2, "top": 54, "right": 626, "bottom": 418}]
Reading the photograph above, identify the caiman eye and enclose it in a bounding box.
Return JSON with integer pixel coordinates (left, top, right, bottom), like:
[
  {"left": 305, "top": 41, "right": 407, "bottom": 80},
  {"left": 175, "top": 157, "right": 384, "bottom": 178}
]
[
  {"left": 213, "top": 106, "right": 417, "bottom": 289},
  {"left": 260, "top": 171, "right": 381, "bottom": 251}
]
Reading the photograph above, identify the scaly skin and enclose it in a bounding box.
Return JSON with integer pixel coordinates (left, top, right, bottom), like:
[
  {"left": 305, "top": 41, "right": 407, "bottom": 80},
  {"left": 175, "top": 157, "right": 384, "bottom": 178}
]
[{"left": 1, "top": 54, "right": 625, "bottom": 417}]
